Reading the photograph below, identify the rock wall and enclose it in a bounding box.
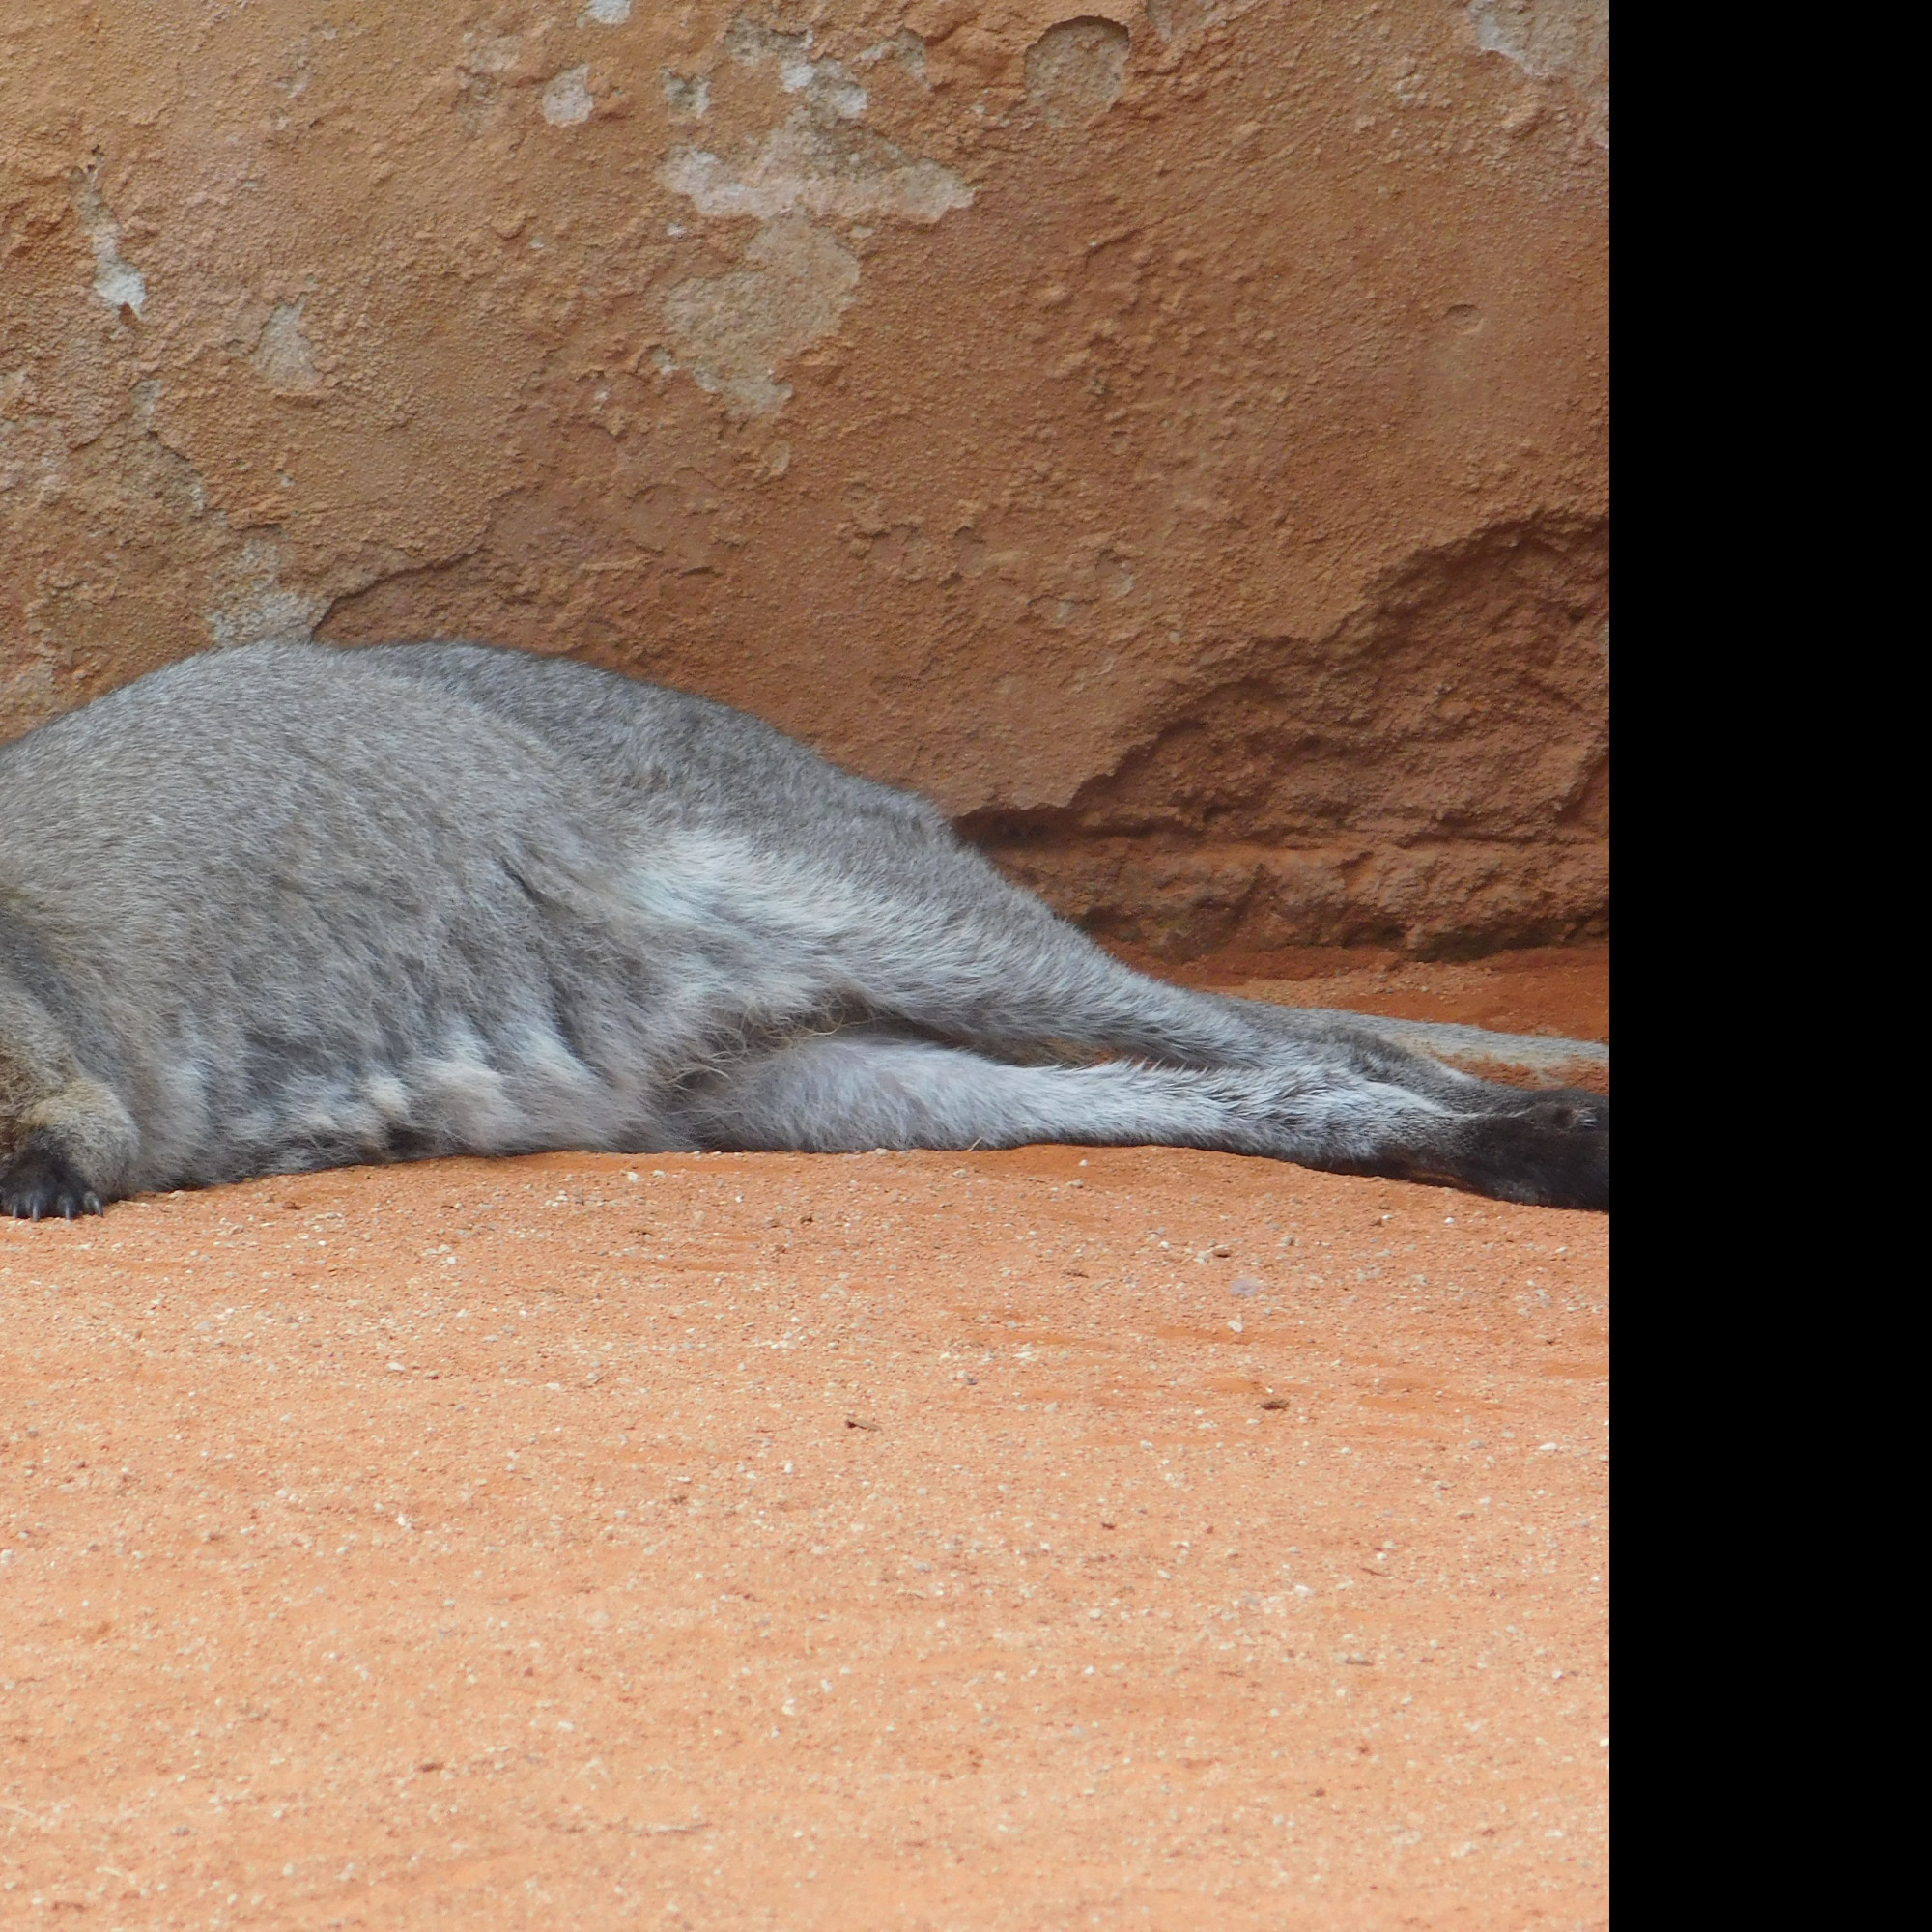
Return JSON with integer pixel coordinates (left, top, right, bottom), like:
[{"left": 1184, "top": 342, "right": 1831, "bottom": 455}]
[{"left": 0, "top": 0, "right": 1607, "bottom": 956}]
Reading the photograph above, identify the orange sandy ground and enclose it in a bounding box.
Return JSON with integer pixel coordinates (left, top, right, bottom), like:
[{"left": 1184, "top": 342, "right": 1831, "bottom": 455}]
[{"left": 1, "top": 951, "right": 1607, "bottom": 1929}]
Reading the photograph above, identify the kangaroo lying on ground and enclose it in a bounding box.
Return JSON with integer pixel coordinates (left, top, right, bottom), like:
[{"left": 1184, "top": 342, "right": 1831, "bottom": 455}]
[{"left": 0, "top": 642, "right": 1607, "bottom": 1218}]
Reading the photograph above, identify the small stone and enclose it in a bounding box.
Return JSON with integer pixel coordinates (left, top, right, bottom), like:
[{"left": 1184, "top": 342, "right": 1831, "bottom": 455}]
[{"left": 1230, "top": 1275, "right": 1264, "bottom": 1297}]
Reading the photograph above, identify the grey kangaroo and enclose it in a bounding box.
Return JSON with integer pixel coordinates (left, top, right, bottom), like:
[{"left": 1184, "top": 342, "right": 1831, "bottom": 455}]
[{"left": 0, "top": 642, "right": 1606, "bottom": 1218}]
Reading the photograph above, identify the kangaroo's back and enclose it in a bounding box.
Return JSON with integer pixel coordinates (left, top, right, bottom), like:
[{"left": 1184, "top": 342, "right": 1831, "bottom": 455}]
[{"left": 355, "top": 642, "right": 954, "bottom": 852}]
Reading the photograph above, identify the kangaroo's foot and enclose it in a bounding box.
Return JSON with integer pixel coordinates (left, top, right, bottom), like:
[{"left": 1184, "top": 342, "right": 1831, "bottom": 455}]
[
  {"left": 1444, "top": 1091, "right": 1608, "bottom": 1210},
  {"left": 0, "top": 1132, "right": 105, "bottom": 1219}
]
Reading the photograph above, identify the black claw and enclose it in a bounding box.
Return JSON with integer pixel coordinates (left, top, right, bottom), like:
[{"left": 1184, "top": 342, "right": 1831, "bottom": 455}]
[{"left": 0, "top": 1135, "right": 106, "bottom": 1221}]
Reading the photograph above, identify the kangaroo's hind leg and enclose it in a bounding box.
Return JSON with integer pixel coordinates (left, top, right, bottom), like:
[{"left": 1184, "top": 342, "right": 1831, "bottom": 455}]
[
  {"left": 798, "top": 842, "right": 1542, "bottom": 1090},
  {"left": 673, "top": 1027, "right": 1608, "bottom": 1209},
  {"left": 774, "top": 846, "right": 1607, "bottom": 1204}
]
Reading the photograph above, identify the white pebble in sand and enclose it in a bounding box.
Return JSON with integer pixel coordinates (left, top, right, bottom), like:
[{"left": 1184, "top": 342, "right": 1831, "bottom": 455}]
[{"left": 1231, "top": 1275, "right": 1264, "bottom": 1297}]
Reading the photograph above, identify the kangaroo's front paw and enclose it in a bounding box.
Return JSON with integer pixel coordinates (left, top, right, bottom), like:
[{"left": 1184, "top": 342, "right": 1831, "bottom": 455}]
[
  {"left": 0, "top": 1136, "right": 104, "bottom": 1219},
  {"left": 1459, "top": 1096, "right": 1609, "bottom": 1211}
]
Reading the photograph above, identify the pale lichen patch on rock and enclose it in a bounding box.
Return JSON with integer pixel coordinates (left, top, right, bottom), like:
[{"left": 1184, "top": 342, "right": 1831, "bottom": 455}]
[
  {"left": 541, "top": 64, "right": 596, "bottom": 127},
  {"left": 1467, "top": 0, "right": 1609, "bottom": 144},
  {"left": 250, "top": 302, "right": 320, "bottom": 393},
  {"left": 206, "top": 532, "right": 328, "bottom": 652},
  {"left": 69, "top": 168, "right": 147, "bottom": 318},
  {"left": 663, "top": 70, "right": 712, "bottom": 117},
  {"left": 724, "top": 16, "right": 867, "bottom": 121},
  {"left": 661, "top": 216, "right": 861, "bottom": 418},
  {"left": 857, "top": 29, "right": 929, "bottom": 84},
  {"left": 660, "top": 120, "right": 972, "bottom": 226},
  {"left": 654, "top": 16, "right": 972, "bottom": 416}
]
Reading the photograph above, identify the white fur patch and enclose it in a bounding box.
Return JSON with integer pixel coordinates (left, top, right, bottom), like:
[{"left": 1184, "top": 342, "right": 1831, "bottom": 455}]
[
  {"left": 416, "top": 1026, "right": 516, "bottom": 1144},
  {"left": 514, "top": 1022, "right": 596, "bottom": 1090},
  {"left": 364, "top": 1073, "right": 410, "bottom": 1118}
]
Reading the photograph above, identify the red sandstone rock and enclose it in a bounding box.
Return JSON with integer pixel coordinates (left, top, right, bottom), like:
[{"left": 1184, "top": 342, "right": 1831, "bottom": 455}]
[{"left": 0, "top": 2, "right": 1607, "bottom": 955}]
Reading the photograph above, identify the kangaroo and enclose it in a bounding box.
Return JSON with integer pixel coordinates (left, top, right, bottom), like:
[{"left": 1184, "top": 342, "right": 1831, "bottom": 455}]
[{"left": 0, "top": 641, "right": 1606, "bottom": 1218}]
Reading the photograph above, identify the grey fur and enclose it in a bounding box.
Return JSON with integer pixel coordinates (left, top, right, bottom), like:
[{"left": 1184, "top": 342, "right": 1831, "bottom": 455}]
[{"left": 0, "top": 642, "right": 1606, "bottom": 1216}]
